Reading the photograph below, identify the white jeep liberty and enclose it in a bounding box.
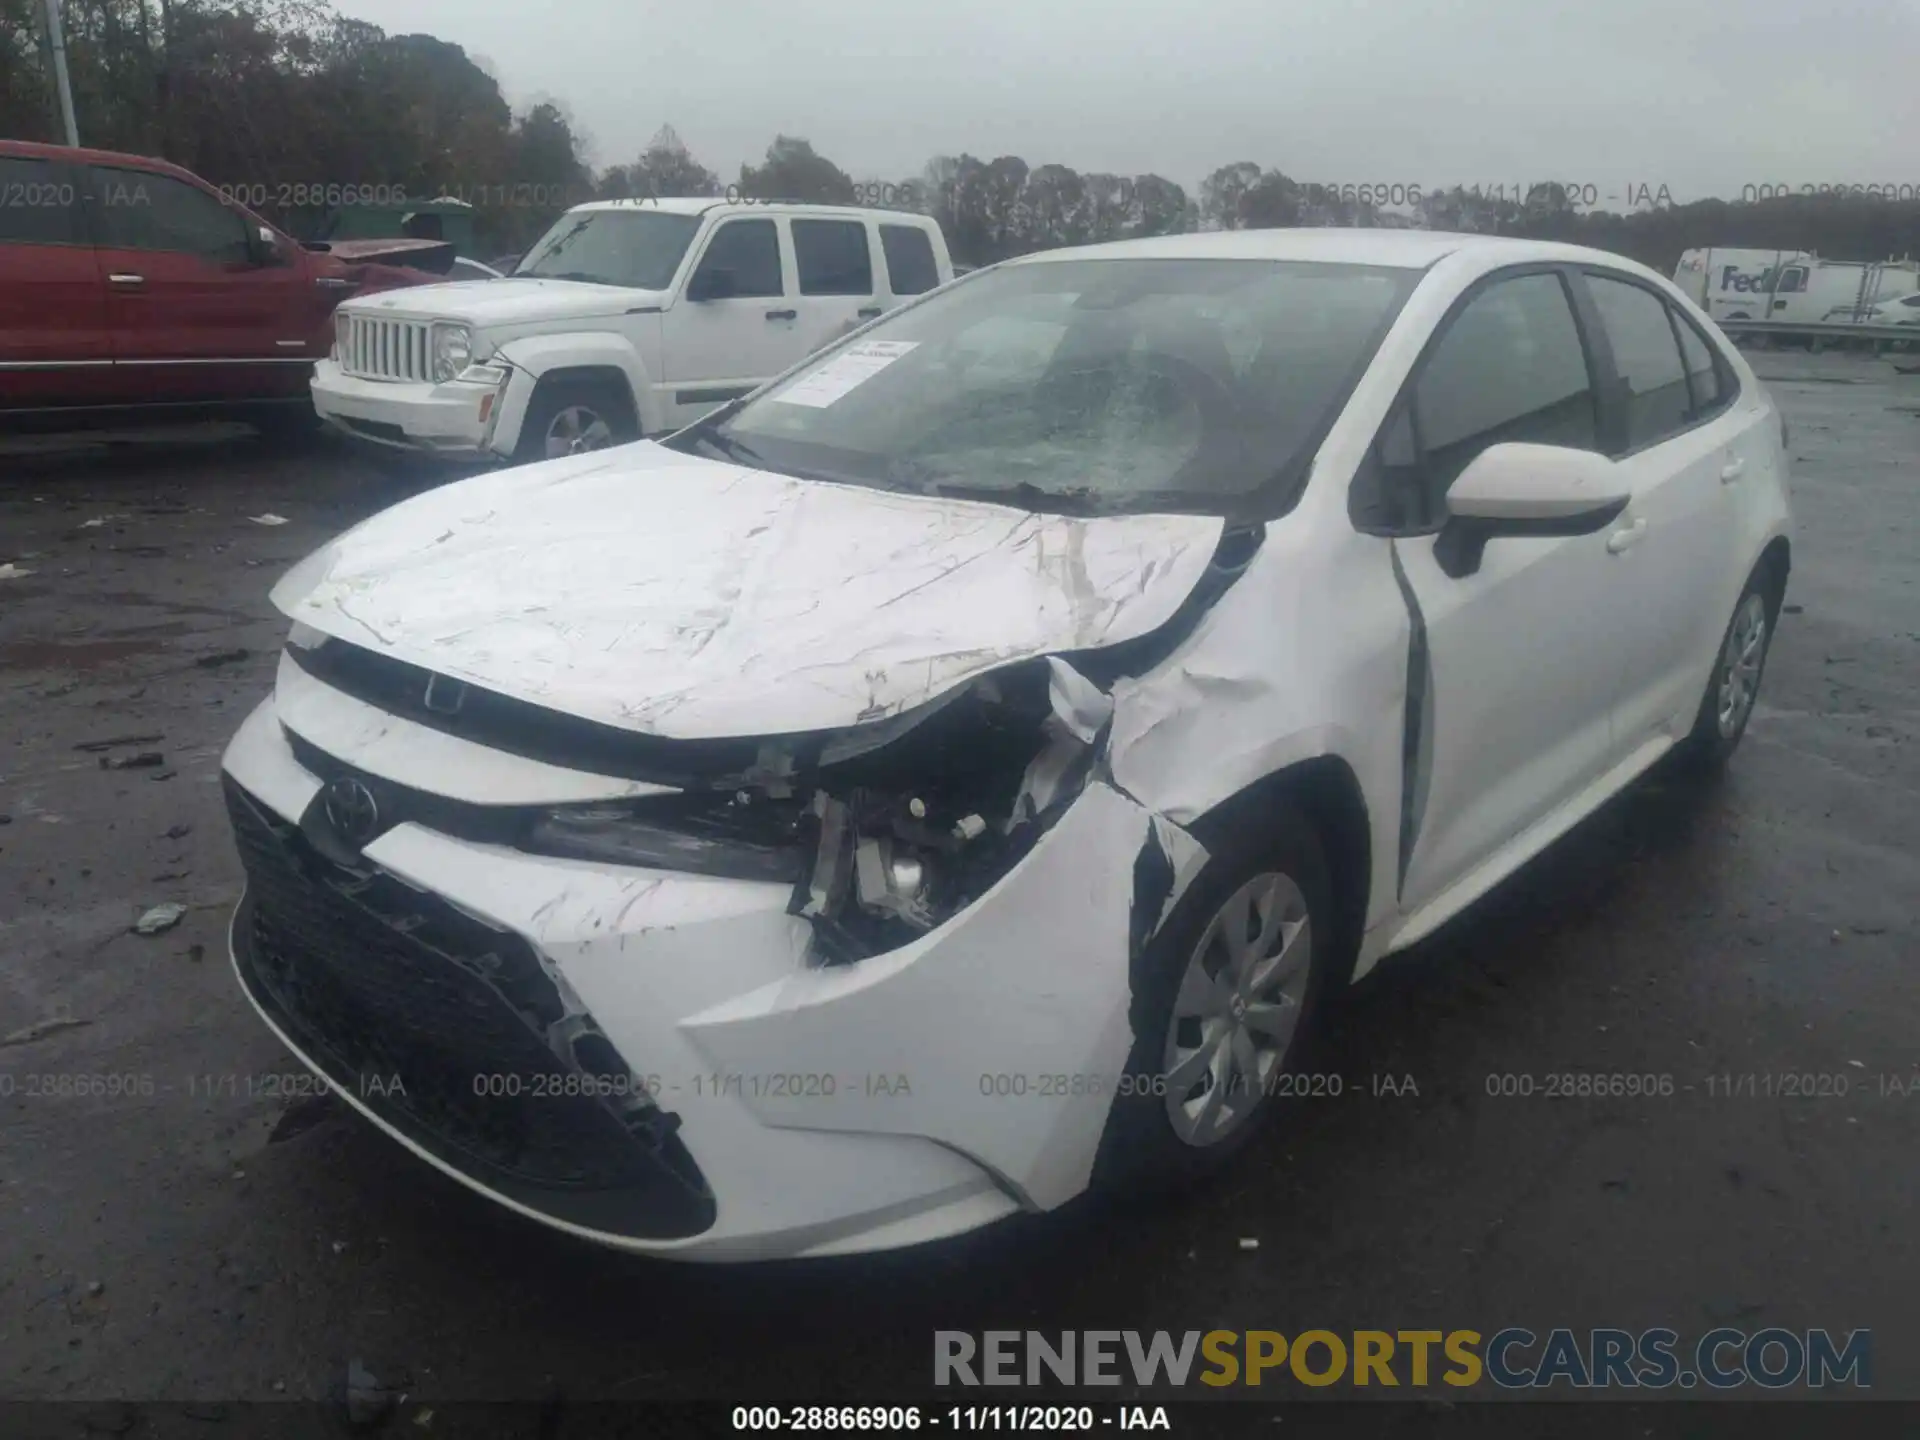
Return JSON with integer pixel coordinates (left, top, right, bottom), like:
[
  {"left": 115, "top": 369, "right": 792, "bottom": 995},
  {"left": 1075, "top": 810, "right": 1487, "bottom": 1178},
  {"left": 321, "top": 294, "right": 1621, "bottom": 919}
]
[{"left": 310, "top": 198, "right": 955, "bottom": 462}]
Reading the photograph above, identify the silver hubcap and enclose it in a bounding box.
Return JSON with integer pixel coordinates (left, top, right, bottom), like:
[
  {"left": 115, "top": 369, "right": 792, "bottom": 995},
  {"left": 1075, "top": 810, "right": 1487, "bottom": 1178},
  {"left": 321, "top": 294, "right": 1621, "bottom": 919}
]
[
  {"left": 545, "top": 406, "right": 614, "bottom": 457},
  {"left": 1162, "top": 871, "right": 1313, "bottom": 1147},
  {"left": 1715, "top": 593, "right": 1768, "bottom": 738}
]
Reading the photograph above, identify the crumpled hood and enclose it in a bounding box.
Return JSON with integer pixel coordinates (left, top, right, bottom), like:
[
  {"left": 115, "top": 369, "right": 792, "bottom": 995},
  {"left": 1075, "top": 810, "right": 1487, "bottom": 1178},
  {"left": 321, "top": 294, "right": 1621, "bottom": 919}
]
[
  {"left": 273, "top": 444, "right": 1225, "bottom": 740},
  {"left": 344, "top": 276, "right": 655, "bottom": 327}
]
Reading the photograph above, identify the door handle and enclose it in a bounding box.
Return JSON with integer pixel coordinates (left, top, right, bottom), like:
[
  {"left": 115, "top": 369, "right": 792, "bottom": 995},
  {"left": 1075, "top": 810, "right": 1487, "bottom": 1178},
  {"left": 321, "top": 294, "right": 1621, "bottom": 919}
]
[
  {"left": 857, "top": 306, "right": 883, "bottom": 318},
  {"left": 1720, "top": 457, "right": 1747, "bottom": 483},
  {"left": 765, "top": 309, "right": 797, "bottom": 321},
  {"left": 108, "top": 273, "right": 145, "bottom": 286},
  {"left": 1606, "top": 518, "right": 1648, "bottom": 554}
]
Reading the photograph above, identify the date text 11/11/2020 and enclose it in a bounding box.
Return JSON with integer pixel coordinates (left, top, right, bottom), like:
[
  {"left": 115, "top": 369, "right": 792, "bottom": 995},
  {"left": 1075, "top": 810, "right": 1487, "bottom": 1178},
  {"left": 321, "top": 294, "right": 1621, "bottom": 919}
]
[
  {"left": 728, "top": 1405, "right": 1173, "bottom": 1431},
  {"left": 185, "top": 1071, "right": 404, "bottom": 1100},
  {"left": 1311, "top": 182, "right": 1675, "bottom": 209}
]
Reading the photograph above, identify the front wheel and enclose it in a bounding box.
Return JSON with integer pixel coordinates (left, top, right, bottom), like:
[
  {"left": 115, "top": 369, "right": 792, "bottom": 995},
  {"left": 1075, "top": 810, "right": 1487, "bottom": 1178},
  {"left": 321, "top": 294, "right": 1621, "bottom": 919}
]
[
  {"left": 1092, "top": 799, "right": 1340, "bottom": 1193},
  {"left": 514, "top": 378, "right": 637, "bottom": 464}
]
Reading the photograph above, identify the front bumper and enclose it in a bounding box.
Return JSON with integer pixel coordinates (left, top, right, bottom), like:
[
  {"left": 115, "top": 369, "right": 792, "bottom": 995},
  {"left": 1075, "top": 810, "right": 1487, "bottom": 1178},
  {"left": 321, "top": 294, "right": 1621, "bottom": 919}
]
[
  {"left": 220, "top": 698, "right": 1150, "bottom": 1260},
  {"left": 310, "top": 358, "right": 518, "bottom": 459}
]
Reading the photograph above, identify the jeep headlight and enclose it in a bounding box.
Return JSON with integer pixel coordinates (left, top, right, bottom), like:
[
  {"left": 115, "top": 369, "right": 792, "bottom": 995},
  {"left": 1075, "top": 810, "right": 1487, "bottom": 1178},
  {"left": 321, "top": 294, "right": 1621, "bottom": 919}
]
[
  {"left": 333, "top": 310, "right": 351, "bottom": 361},
  {"left": 430, "top": 322, "right": 472, "bottom": 383}
]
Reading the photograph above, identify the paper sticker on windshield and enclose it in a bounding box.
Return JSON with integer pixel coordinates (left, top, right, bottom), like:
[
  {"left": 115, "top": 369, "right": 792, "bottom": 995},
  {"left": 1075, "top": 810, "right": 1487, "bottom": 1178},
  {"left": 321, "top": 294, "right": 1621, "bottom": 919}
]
[{"left": 770, "top": 340, "right": 919, "bottom": 408}]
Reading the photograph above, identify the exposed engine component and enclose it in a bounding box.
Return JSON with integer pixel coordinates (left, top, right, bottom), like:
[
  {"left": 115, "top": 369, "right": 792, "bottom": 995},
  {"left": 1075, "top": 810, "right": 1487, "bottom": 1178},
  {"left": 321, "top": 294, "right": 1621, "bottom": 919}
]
[{"left": 782, "top": 656, "right": 1112, "bottom": 965}]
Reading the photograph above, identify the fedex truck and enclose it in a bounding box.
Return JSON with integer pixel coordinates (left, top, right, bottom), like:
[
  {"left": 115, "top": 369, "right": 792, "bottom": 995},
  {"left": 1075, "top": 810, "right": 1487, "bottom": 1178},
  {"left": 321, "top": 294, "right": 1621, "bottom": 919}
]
[{"left": 1675, "top": 248, "right": 1920, "bottom": 325}]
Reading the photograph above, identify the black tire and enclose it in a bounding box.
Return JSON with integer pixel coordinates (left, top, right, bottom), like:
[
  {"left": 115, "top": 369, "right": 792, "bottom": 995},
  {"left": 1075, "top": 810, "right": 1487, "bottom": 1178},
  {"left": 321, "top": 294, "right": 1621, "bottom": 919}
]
[
  {"left": 1091, "top": 798, "right": 1341, "bottom": 1194},
  {"left": 514, "top": 377, "right": 638, "bottom": 464},
  {"left": 1679, "top": 567, "right": 1780, "bottom": 772}
]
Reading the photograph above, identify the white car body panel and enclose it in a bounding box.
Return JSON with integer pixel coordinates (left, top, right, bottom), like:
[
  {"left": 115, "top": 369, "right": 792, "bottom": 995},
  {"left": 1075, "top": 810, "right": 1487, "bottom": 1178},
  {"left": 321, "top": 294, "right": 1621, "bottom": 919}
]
[
  {"left": 344, "top": 276, "right": 664, "bottom": 328},
  {"left": 230, "top": 228, "right": 1794, "bottom": 1259},
  {"left": 492, "top": 327, "right": 666, "bottom": 435},
  {"left": 273, "top": 651, "right": 676, "bottom": 805},
  {"left": 678, "top": 782, "right": 1148, "bottom": 1212},
  {"left": 272, "top": 441, "right": 1224, "bottom": 739}
]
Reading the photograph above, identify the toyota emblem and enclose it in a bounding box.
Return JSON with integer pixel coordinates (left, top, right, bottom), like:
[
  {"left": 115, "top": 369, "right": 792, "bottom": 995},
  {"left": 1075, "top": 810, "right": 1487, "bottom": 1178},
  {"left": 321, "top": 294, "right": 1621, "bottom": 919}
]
[{"left": 322, "top": 777, "right": 381, "bottom": 847}]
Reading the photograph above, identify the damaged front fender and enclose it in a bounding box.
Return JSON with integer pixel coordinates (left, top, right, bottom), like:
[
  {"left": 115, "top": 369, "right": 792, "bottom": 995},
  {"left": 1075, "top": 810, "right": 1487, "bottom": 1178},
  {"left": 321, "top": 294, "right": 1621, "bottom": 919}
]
[{"left": 681, "top": 781, "right": 1164, "bottom": 1211}]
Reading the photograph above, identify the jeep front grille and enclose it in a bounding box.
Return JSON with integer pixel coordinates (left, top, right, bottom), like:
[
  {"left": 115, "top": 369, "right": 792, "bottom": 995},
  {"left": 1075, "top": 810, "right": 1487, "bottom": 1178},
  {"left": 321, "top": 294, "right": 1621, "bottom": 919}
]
[{"left": 340, "top": 314, "right": 433, "bottom": 383}]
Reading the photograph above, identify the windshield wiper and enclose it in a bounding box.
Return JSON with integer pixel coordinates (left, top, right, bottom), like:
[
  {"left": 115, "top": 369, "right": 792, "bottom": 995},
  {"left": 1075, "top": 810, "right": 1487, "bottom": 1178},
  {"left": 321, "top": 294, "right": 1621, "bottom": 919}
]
[
  {"left": 688, "top": 428, "right": 769, "bottom": 469},
  {"left": 930, "top": 480, "right": 1108, "bottom": 515}
]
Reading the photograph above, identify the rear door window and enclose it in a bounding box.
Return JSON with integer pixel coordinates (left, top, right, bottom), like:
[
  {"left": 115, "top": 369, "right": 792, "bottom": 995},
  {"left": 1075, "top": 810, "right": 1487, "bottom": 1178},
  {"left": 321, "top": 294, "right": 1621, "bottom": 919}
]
[
  {"left": 879, "top": 224, "right": 939, "bottom": 295},
  {"left": 0, "top": 156, "right": 82, "bottom": 245},
  {"left": 1585, "top": 273, "right": 1694, "bottom": 451},
  {"left": 1671, "top": 307, "right": 1729, "bottom": 417},
  {"left": 792, "top": 218, "right": 873, "bottom": 296}
]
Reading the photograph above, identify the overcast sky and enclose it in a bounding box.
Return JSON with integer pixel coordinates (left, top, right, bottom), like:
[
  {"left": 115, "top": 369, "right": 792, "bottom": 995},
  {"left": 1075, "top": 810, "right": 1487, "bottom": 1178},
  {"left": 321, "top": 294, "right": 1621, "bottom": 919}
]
[{"left": 332, "top": 0, "right": 1920, "bottom": 203}]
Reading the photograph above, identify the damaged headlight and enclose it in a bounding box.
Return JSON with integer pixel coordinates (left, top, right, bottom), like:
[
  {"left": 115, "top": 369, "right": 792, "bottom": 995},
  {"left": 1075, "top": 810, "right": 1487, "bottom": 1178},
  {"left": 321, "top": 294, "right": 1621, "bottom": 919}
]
[
  {"left": 518, "top": 657, "right": 1116, "bottom": 962},
  {"left": 789, "top": 657, "right": 1115, "bottom": 966},
  {"left": 524, "top": 798, "right": 807, "bottom": 884}
]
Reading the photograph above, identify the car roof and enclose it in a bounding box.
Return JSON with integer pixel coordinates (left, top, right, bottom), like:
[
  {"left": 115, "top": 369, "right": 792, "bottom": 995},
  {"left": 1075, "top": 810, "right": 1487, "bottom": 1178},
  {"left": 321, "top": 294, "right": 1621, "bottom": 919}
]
[
  {"left": 0, "top": 136, "right": 207, "bottom": 183},
  {"left": 569, "top": 197, "right": 931, "bottom": 222},
  {"left": 1005, "top": 228, "right": 1651, "bottom": 274}
]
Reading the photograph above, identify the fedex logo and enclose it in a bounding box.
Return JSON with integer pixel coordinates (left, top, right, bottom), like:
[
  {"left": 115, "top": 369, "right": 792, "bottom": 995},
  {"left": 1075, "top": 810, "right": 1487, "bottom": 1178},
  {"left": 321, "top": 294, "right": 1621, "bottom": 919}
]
[{"left": 1719, "top": 264, "right": 1807, "bottom": 294}]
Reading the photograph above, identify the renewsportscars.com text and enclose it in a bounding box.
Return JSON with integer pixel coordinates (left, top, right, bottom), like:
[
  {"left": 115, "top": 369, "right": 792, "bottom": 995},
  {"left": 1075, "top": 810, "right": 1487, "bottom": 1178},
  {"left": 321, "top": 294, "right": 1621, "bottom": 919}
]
[{"left": 934, "top": 1328, "right": 1870, "bottom": 1390}]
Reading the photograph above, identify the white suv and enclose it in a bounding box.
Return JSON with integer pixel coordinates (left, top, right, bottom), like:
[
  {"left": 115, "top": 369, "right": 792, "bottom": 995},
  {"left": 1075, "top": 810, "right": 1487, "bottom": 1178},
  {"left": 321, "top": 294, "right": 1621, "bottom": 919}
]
[{"left": 309, "top": 199, "right": 954, "bottom": 462}]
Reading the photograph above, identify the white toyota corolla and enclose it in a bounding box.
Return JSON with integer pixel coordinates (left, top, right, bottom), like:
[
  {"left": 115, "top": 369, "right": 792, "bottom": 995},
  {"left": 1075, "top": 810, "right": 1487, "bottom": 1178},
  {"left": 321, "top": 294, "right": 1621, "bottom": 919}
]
[{"left": 222, "top": 229, "right": 1792, "bottom": 1261}]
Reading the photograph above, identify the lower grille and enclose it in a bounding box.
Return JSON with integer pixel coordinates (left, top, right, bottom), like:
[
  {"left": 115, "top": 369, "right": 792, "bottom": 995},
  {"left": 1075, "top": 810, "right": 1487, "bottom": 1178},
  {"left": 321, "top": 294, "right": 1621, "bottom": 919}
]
[
  {"left": 338, "top": 417, "right": 409, "bottom": 444},
  {"left": 225, "top": 777, "right": 715, "bottom": 1239}
]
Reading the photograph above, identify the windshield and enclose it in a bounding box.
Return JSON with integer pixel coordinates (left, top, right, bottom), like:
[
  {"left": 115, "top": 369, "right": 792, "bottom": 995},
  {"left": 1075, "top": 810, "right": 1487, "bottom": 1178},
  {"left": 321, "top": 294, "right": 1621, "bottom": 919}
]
[
  {"left": 515, "top": 208, "right": 700, "bottom": 289},
  {"left": 682, "top": 257, "right": 1420, "bottom": 516}
]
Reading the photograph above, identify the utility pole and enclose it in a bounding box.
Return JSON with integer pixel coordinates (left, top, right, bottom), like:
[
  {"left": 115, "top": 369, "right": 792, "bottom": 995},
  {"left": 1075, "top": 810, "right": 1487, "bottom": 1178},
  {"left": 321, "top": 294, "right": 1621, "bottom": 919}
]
[{"left": 43, "top": 0, "right": 81, "bottom": 147}]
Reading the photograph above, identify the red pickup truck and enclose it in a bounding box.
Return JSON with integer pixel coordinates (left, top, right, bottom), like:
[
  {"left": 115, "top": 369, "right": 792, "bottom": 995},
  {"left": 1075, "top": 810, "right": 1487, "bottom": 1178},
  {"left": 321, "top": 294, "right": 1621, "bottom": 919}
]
[{"left": 0, "top": 139, "right": 441, "bottom": 433}]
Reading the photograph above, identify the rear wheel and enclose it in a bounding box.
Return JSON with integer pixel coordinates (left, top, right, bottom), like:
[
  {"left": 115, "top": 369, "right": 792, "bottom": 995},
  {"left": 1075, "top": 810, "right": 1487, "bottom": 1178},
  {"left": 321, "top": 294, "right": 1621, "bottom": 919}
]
[
  {"left": 514, "top": 377, "right": 637, "bottom": 464},
  {"left": 1680, "top": 572, "right": 1778, "bottom": 771},
  {"left": 1092, "top": 799, "right": 1340, "bottom": 1192}
]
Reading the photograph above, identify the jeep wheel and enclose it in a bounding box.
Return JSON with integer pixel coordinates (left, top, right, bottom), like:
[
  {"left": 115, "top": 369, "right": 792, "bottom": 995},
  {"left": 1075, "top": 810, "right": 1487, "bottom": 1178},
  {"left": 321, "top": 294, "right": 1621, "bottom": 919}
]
[{"left": 515, "top": 378, "right": 637, "bottom": 464}]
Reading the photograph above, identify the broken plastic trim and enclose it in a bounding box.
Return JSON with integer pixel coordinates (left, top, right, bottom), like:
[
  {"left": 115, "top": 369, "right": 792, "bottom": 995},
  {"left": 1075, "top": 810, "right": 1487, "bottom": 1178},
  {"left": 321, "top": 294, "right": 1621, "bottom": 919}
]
[
  {"left": 287, "top": 639, "right": 795, "bottom": 789},
  {"left": 523, "top": 802, "right": 807, "bottom": 884},
  {"left": 284, "top": 726, "right": 810, "bottom": 884},
  {"left": 786, "top": 656, "right": 1113, "bottom": 966}
]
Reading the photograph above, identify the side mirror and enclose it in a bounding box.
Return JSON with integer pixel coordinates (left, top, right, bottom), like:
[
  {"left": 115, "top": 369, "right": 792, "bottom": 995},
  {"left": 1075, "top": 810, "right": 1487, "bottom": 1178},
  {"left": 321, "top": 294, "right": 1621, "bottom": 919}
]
[
  {"left": 687, "top": 266, "right": 736, "bottom": 302},
  {"left": 1436, "top": 442, "right": 1631, "bottom": 578}
]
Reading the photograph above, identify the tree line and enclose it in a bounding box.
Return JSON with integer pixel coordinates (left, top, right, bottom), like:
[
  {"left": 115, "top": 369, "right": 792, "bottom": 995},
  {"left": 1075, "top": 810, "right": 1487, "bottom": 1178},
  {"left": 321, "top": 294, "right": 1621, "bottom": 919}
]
[{"left": 6, "top": 0, "right": 1918, "bottom": 270}]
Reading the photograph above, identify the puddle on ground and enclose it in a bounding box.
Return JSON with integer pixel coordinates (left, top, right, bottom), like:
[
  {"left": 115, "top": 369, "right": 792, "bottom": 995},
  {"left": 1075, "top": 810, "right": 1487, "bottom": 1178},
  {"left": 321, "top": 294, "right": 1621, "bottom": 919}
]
[
  {"left": 0, "top": 637, "right": 163, "bottom": 672},
  {"left": 88, "top": 619, "right": 196, "bottom": 642},
  {"left": 93, "top": 592, "right": 263, "bottom": 625}
]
